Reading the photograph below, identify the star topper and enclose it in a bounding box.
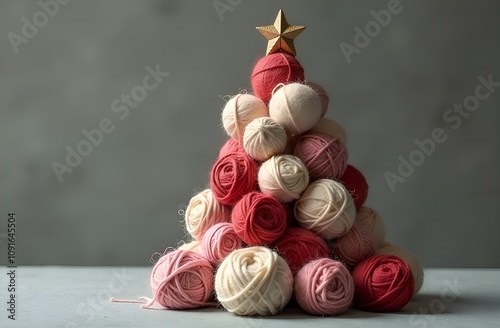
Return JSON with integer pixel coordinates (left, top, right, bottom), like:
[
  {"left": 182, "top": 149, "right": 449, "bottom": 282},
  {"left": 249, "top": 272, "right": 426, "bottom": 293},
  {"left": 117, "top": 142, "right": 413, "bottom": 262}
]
[{"left": 256, "top": 10, "right": 305, "bottom": 56}]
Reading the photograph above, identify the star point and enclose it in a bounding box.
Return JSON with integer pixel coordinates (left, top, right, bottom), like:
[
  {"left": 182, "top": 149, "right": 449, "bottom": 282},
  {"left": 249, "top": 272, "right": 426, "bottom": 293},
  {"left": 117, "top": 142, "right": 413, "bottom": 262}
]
[{"left": 256, "top": 9, "right": 305, "bottom": 56}]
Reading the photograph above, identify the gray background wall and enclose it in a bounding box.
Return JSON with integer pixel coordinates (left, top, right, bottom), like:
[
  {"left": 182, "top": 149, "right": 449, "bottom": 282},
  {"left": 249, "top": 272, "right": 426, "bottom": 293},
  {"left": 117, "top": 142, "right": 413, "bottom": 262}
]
[{"left": 0, "top": 0, "right": 499, "bottom": 267}]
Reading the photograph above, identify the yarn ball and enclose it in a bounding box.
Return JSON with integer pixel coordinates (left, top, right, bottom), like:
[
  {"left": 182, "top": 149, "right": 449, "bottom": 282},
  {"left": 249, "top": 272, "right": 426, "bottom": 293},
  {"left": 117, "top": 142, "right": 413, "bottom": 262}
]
[
  {"left": 177, "top": 240, "right": 203, "bottom": 253},
  {"left": 221, "top": 94, "right": 269, "bottom": 143},
  {"left": 339, "top": 165, "right": 368, "bottom": 209},
  {"left": 377, "top": 242, "right": 424, "bottom": 295},
  {"left": 294, "top": 258, "right": 354, "bottom": 315},
  {"left": 210, "top": 151, "right": 258, "bottom": 206},
  {"left": 243, "top": 117, "right": 287, "bottom": 162},
  {"left": 215, "top": 246, "right": 293, "bottom": 316},
  {"left": 219, "top": 138, "right": 245, "bottom": 158},
  {"left": 269, "top": 83, "right": 322, "bottom": 136},
  {"left": 294, "top": 132, "right": 348, "bottom": 180},
  {"left": 332, "top": 223, "right": 377, "bottom": 268},
  {"left": 355, "top": 206, "right": 386, "bottom": 247},
  {"left": 201, "top": 222, "right": 243, "bottom": 266},
  {"left": 185, "top": 189, "right": 231, "bottom": 240},
  {"left": 294, "top": 179, "right": 356, "bottom": 239},
  {"left": 272, "top": 227, "right": 329, "bottom": 275},
  {"left": 232, "top": 192, "right": 287, "bottom": 245},
  {"left": 305, "top": 81, "right": 329, "bottom": 117},
  {"left": 251, "top": 53, "right": 305, "bottom": 104},
  {"left": 258, "top": 154, "right": 309, "bottom": 203},
  {"left": 352, "top": 255, "right": 414, "bottom": 312},
  {"left": 150, "top": 250, "right": 214, "bottom": 310},
  {"left": 310, "top": 118, "right": 347, "bottom": 145}
]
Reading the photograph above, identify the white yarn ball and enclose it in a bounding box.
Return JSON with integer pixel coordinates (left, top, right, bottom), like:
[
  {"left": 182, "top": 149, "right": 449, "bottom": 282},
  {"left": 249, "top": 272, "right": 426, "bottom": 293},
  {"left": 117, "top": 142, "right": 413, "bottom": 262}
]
[
  {"left": 355, "top": 206, "right": 386, "bottom": 247},
  {"left": 215, "top": 246, "right": 293, "bottom": 316},
  {"left": 243, "top": 117, "right": 287, "bottom": 162},
  {"left": 185, "top": 189, "right": 231, "bottom": 241},
  {"left": 177, "top": 240, "right": 203, "bottom": 253},
  {"left": 258, "top": 154, "right": 309, "bottom": 203},
  {"left": 222, "top": 94, "right": 269, "bottom": 143},
  {"left": 377, "top": 242, "right": 424, "bottom": 295},
  {"left": 269, "top": 83, "right": 322, "bottom": 136},
  {"left": 294, "top": 179, "right": 356, "bottom": 239},
  {"left": 310, "top": 117, "right": 347, "bottom": 145}
]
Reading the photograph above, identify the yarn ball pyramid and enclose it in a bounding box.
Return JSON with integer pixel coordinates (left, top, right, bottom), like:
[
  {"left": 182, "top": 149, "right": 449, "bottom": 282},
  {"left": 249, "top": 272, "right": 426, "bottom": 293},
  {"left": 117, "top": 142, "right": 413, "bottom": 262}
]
[{"left": 142, "top": 10, "right": 422, "bottom": 317}]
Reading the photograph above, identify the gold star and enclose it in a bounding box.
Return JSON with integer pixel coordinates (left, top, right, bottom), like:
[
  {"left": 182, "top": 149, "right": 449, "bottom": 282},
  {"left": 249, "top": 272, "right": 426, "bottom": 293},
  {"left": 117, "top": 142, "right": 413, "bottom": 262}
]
[{"left": 256, "top": 10, "right": 305, "bottom": 56}]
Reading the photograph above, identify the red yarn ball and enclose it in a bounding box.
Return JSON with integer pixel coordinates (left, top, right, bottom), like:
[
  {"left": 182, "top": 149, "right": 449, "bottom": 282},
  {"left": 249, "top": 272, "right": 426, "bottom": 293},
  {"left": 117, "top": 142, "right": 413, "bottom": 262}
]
[
  {"left": 232, "top": 192, "right": 287, "bottom": 245},
  {"left": 352, "top": 255, "right": 414, "bottom": 312},
  {"left": 218, "top": 138, "right": 245, "bottom": 159},
  {"left": 210, "top": 151, "right": 258, "bottom": 206},
  {"left": 294, "top": 132, "right": 348, "bottom": 180},
  {"left": 272, "top": 227, "right": 330, "bottom": 275},
  {"left": 251, "top": 53, "right": 305, "bottom": 104},
  {"left": 339, "top": 164, "right": 369, "bottom": 209},
  {"left": 332, "top": 223, "right": 376, "bottom": 268}
]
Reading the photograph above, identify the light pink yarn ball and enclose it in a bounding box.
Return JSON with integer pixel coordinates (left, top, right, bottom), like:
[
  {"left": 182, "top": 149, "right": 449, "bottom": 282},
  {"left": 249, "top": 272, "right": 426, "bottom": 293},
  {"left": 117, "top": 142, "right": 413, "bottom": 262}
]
[
  {"left": 258, "top": 154, "right": 309, "bottom": 203},
  {"left": 332, "top": 223, "right": 377, "bottom": 268},
  {"left": 355, "top": 206, "right": 386, "bottom": 247},
  {"left": 222, "top": 94, "right": 269, "bottom": 143},
  {"left": 243, "top": 117, "right": 287, "bottom": 162},
  {"left": 185, "top": 189, "right": 231, "bottom": 241},
  {"left": 150, "top": 250, "right": 214, "bottom": 310},
  {"left": 294, "top": 179, "right": 356, "bottom": 239},
  {"left": 295, "top": 258, "right": 354, "bottom": 315},
  {"left": 201, "top": 222, "right": 243, "bottom": 266},
  {"left": 269, "top": 83, "right": 322, "bottom": 136}
]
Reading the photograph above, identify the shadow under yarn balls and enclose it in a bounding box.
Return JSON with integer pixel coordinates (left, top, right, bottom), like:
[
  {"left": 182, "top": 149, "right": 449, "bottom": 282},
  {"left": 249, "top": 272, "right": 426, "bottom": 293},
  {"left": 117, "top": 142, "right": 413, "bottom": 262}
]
[
  {"left": 149, "top": 250, "right": 214, "bottom": 310},
  {"left": 232, "top": 191, "right": 287, "bottom": 245},
  {"left": 295, "top": 258, "right": 354, "bottom": 316},
  {"left": 215, "top": 246, "right": 293, "bottom": 316},
  {"left": 332, "top": 223, "right": 377, "bottom": 268},
  {"left": 258, "top": 154, "right": 309, "bottom": 203},
  {"left": 294, "top": 179, "right": 356, "bottom": 239},
  {"left": 243, "top": 117, "right": 287, "bottom": 162},
  {"left": 222, "top": 94, "right": 269, "bottom": 143},
  {"left": 352, "top": 255, "right": 414, "bottom": 312},
  {"left": 294, "top": 132, "right": 348, "bottom": 180}
]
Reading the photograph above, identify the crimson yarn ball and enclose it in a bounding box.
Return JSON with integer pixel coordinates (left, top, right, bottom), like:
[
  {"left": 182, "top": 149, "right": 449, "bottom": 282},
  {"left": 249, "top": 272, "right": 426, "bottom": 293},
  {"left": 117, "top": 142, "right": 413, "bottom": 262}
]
[
  {"left": 339, "top": 164, "right": 369, "bottom": 209},
  {"left": 251, "top": 53, "right": 305, "bottom": 104},
  {"left": 218, "top": 138, "right": 245, "bottom": 159},
  {"left": 294, "top": 132, "right": 348, "bottom": 180},
  {"left": 352, "top": 255, "right": 414, "bottom": 312},
  {"left": 272, "top": 227, "right": 330, "bottom": 275},
  {"left": 210, "top": 151, "right": 258, "bottom": 206},
  {"left": 232, "top": 192, "right": 287, "bottom": 245}
]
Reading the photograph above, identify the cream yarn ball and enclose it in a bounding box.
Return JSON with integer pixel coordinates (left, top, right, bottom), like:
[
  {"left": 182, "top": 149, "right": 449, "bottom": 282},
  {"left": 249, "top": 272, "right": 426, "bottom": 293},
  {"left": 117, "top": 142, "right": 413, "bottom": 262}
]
[
  {"left": 377, "top": 242, "right": 424, "bottom": 295},
  {"left": 215, "top": 246, "right": 293, "bottom": 316},
  {"left": 269, "top": 83, "right": 322, "bottom": 136},
  {"left": 355, "top": 206, "right": 386, "bottom": 247},
  {"left": 185, "top": 189, "right": 231, "bottom": 241},
  {"left": 294, "top": 179, "right": 356, "bottom": 239},
  {"left": 310, "top": 117, "right": 347, "bottom": 145},
  {"left": 177, "top": 240, "right": 203, "bottom": 253},
  {"left": 258, "top": 154, "right": 309, "bottom": 203},
  {"left": 243, "top": 117, "right": 287, "bottom": 162},
  {"left": 222, "top": 94, "right": 269, "bottom": 143}
]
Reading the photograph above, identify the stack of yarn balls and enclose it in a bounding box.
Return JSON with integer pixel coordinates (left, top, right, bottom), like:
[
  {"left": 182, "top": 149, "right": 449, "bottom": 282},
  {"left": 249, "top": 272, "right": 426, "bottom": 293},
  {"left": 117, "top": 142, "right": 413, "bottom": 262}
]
[{"left": 148, "top": 52, "right": 423, "bottom": 316}]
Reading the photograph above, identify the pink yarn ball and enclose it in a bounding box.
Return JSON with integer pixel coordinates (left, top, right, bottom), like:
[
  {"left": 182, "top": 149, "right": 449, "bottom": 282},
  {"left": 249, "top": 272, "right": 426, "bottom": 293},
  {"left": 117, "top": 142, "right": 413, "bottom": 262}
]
[
  {"left": 251, "top": 53, "right": 305, "bottom": 104},
  {"left": 150, "top": 250, "right": 214, "bottom": 310},
  {"left": 218, "top": 138, "right": 245, "bottom": 159},
  {"left": 272, "top": 227, "right": 329, "bottom": 276},
  {"left": 294, "top": 132, "right": 348, "bottom": 180},
  {"left": 305, "top": 81, "right": 329, "bottom": 117},
  {"left": 295, "top": 258, "right": 354, "bottom": 316},
  {"left": 232, "top": 191, "right": 287, "bottom": 245},
  {"left": 201, "top": 222, "right": 243, "bottom": 266},
  {"left": 332, "top": 223, "right": 377, "bottom": 268}
]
